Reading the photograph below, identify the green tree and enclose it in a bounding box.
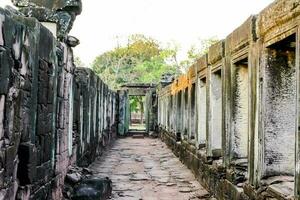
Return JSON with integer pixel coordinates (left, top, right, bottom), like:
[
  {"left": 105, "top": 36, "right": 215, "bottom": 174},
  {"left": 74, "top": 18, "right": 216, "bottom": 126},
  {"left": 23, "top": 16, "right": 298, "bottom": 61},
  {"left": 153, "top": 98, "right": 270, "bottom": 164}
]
[
  {"left": 180, "top": 37, "right": 219, "bottom": 73},
  {"left": 130, "top": 96, "right": 145, "bottom": 125},
  {"left": 92, "top": 34, "right": 179, "bottom": 90}
]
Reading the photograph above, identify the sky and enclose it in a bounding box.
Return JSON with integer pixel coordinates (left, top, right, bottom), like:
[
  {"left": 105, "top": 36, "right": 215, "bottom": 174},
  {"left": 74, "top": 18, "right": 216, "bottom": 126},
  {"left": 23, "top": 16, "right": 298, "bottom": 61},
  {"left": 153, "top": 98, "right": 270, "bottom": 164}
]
[{"left": 0, "top": 0, "right": 274, "bottom": 66}]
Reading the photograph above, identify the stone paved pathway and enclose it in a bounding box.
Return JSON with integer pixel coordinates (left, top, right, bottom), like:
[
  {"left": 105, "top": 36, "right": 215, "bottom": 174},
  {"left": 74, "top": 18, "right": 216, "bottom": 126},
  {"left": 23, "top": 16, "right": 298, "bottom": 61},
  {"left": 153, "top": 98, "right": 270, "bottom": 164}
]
[{"left": 89, "top": 137, "right": 211, "bottom": 200}]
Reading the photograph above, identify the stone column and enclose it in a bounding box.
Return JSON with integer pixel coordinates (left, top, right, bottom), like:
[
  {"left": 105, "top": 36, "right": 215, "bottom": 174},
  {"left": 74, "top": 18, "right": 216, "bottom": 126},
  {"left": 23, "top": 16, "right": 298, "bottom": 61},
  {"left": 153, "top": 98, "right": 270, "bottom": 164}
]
[
  {"left": 195, "top": 55, "right": 208, "bottom": 150},
  {"left": 296, "top": 27, "right": 300, "bottom": 199},
  {"left": 247, "top": 37, "right": 261, "bottom": 187}
]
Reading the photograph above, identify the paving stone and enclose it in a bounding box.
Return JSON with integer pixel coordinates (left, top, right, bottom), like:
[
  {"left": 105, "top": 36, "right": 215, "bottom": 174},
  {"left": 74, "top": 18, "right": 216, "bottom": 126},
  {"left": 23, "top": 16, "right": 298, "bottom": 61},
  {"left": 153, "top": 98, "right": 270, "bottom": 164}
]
[
  {"left": 130, "top": 173, "right": 150, "bottom": 181},
  {"left": 166, "top": 183, "right": 177, "bottom": 187},
  {"left": 88, "top": 138, "right": 209, "bottom": 199}
]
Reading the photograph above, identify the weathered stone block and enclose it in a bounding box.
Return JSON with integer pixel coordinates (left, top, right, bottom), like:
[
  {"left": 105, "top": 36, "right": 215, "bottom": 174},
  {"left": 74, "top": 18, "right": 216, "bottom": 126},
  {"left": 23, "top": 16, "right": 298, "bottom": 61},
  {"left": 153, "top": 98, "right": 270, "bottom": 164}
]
[
  {"left": 208, "top": 40, "right": 224, "bottom": 65},
  {"left": 38, "top": 26, "right": 54, "bottom": 61},
  {"left": 226, "top": 16, "right": 256, "bottom": 54},
  {"left": 5, "top": 146, "right": 18, "bottom": 179},
  {"left": 0, "top": 48, "right": 12, "bottom": 95},
  {"left": 257, "top": 0, "right": 300, "bottom": 37},
  {"left": 196, "top": 54, "right": 208, "bottom": 72},
  {"left": 36, "top": 161, "right": 51, "bottom": 181}
]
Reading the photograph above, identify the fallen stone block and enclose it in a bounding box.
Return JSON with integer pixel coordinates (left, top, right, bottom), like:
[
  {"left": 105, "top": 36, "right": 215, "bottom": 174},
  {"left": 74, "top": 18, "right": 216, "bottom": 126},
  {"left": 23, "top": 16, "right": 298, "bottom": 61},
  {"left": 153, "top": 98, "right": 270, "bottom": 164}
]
[
  {"left": 72, "top": 177, "right": 112, "bottom": 200},
  {"left": 66, "top": 172, "right": 82, "bottom": 185}
]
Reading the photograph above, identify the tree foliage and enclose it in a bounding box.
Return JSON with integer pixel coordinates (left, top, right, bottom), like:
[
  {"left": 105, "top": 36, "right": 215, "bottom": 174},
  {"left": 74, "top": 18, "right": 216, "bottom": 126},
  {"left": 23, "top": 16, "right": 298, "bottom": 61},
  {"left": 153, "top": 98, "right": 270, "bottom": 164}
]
[
  {"left": 180, "top": 37, "right": 219, "bottom": 73},
  {"left": 130, "top": 96, "right": 145, "bottom": 124},
  {"left": 92, "top": 34, "right": 179, "bottom": 90},
  {"left": 91, "top": 35, "right": 218, "bottom": 114}
]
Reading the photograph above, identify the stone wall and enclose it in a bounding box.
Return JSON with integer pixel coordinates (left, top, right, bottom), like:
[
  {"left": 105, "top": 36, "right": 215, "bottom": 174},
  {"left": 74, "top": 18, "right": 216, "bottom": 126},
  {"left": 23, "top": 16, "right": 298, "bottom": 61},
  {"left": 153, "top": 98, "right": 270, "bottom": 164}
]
[
  {"left": 73, "top": 68, "right": 117, "bottom": 166},
  {"left": 0, "top": 7, "right": 117, "bottom": 200},
  {"left": 157, "top": 0, "right": 300, "bottom": 199}
]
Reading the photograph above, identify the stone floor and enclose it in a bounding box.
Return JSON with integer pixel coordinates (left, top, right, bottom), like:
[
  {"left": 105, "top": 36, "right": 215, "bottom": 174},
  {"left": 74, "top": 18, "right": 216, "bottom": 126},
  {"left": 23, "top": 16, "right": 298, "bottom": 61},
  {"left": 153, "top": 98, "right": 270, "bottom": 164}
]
[{"left": 89, "top": 137, "right": 211, "bottom": 200}]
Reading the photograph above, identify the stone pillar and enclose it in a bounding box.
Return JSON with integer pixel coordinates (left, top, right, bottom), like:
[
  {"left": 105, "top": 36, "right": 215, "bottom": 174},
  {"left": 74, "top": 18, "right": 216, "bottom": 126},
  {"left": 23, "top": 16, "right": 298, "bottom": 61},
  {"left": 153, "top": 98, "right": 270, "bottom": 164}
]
[
  {"left": 296, "top": 27, "right": 300, "bottom": 199},
  {"left": 74, "top": 68, "right": 92, "bottom": 165},
  {"left": 169, "top": 95, "right": 173, "bottom": 131},
  {"left": 163, "top": 96, "right": 165, "bottom": 129},
  {"left": 100, "top": 82, "right": 104, "bottom": 136},
  {"left": 96, "top": 78, "right": 101, "bottom": 150},
  {"left": 117, "top": 91, "right": 125, "bottom": 136},
  {"left": 188, "top": 72, "right": 196, "bottom": 143},
  {"left": 170, "top": 92, "right": 176, "bottom": 134},
  {"left": 195, "top": 56, "right": 208, "bottom": 150},
  {"left": 247, "top": 38, "right": 261, "bottom": 187}
]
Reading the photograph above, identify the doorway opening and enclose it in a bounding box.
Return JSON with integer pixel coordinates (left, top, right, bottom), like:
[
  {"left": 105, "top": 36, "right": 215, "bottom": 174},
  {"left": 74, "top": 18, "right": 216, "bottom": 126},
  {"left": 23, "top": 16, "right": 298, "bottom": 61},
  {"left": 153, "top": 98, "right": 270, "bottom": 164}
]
[{"left": 129, "top": 95, "right": 146, "bottom": 131}]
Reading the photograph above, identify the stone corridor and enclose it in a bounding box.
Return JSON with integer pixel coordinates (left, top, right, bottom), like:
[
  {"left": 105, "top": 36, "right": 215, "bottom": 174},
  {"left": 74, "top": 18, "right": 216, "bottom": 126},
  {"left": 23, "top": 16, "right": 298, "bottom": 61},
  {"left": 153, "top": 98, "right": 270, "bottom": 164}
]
[
  {"left": 89, "top": 138, "right": 210, "bottom": 200},
  {"left": 1, "top": 0, "right": 300, "bottom": 199}
]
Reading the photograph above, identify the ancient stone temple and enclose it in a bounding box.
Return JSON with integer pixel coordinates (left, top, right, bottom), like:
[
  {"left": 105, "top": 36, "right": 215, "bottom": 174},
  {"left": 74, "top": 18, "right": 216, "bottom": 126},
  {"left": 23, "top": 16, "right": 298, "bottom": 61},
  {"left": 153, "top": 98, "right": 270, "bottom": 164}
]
[
  {"left": 0, "top": 0, "right": 299, "bottom": 199},
  {"left": 157, "top": 0, "right": 300, "bottom": 199}
]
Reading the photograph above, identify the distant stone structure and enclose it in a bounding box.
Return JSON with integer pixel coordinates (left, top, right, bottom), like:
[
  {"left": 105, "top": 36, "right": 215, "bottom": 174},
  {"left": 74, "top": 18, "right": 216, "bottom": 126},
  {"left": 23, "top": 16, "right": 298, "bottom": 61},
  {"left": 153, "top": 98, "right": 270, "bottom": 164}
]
[
  {"left": 118, "top": 83, "right": 157, "bottom": 136},
  {"left": 157, "top": 0, "right": 300, "bottom": 199}
]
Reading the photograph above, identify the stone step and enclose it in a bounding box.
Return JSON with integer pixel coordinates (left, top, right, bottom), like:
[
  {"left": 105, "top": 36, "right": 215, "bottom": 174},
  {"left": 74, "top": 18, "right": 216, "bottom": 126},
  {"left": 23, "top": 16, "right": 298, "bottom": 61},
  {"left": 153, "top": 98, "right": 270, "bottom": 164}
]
[{"left": 132, "top": 133, "right": 145, "bottom": 139}]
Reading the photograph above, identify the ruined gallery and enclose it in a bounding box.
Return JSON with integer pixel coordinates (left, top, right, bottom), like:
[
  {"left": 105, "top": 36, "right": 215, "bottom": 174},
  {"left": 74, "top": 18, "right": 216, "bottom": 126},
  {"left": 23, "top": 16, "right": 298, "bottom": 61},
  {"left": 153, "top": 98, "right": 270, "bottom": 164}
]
[{"left": 0, "top": 0, "right": 299, "bottom": 199}]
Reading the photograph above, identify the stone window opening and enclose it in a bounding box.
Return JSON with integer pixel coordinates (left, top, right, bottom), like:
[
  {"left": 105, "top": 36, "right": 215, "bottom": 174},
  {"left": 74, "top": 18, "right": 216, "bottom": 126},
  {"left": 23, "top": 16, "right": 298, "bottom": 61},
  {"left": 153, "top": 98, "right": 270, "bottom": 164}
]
[
  {"left": 262, "top": 34, "right": 296, "bottom": 178},
  {"left": 258, "top": 34, "right": 296, "bottom": 196},
  {"left": 209, "top": 68, "right": 222, "bottom": 158},
  {"left": 168, "top": 95, "right": 173, "bottom": 131},
  {"left": 190, "top": 83, "right": 196, "bottom": 142},
  {"left": 197, "top": 77, "right": 207, "bottom": 149},
  {"left": 184, "top": 88, "right": 189, "bottom": 138},
  {"left": 176, "top": 91, "right": 182, "bottom": 141},
  {"left": 229, "top": 57, "right": 249, "bottom": 184}
]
